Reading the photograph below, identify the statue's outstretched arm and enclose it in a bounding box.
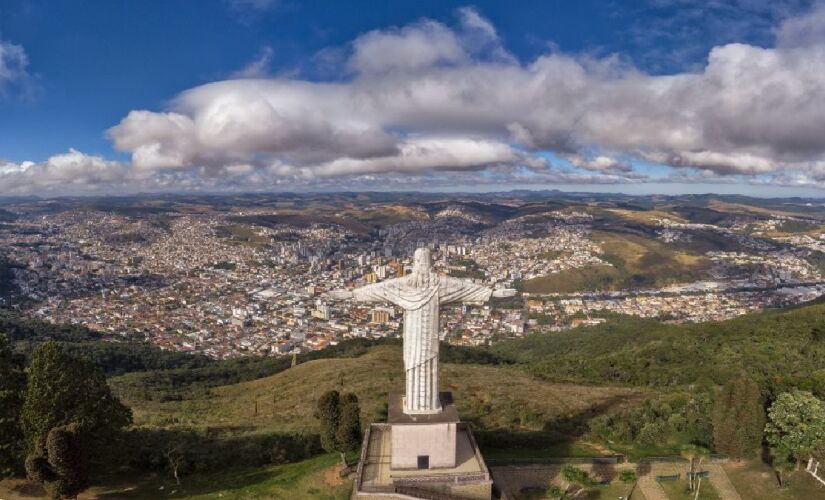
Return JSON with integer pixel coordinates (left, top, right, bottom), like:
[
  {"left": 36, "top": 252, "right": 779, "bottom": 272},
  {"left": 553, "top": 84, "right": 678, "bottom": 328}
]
[
  {"left": 324, "top": 284, "right": 387, "bottom": 302},
  {"left": 439, "top": 276, "right": 492, "bottom": 304},
  {"left": 350, "top": 282, "right": 392, "bottom": 303},
  {"left": 325, "top": 279, "right": 403, "bottom": 304},
  {"left": 324, "top": 289, "right": 354, "bottom": 300},
  {"left": 440, "top": 276, "right": 518, "bottom": 304}
]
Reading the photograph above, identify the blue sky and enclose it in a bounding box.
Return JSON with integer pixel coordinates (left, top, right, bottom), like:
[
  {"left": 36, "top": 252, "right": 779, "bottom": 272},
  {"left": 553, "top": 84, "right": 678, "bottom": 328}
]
[{"left": 1, "top": 0, "right": 825, "bottom": 195}]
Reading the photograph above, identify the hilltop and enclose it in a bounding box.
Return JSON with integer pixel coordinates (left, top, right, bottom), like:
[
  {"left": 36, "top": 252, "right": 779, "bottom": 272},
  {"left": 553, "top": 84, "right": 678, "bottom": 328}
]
[{"left": 117, "top": 343, "right": 646, "bottom": 445}]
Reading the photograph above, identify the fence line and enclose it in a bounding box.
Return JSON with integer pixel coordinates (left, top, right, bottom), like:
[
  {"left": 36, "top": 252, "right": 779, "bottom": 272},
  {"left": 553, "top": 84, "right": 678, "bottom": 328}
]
[{"left": 806, "top": 458, "right": 825, "bottom": 487}]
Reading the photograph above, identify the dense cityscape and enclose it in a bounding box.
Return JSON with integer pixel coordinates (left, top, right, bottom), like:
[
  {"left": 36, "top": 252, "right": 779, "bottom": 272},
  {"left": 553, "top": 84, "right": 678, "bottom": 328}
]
[{"left": 3, "top": 194, "right": 825, "bottom": 360}]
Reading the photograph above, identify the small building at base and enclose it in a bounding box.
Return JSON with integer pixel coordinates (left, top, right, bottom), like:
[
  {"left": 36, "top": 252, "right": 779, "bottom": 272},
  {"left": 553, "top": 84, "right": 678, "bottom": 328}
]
[
  {"left": 390, "top": 393, "right": 459, "bottom": 470},
  {"left": 353, "top": 392, "right": 492, "bottom": 500}
]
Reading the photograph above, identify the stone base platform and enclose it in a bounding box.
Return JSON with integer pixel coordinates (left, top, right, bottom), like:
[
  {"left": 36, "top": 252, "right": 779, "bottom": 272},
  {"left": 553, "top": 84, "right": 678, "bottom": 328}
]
[{"left": 353, "top": 422, "right": 493, "bottom": 500}]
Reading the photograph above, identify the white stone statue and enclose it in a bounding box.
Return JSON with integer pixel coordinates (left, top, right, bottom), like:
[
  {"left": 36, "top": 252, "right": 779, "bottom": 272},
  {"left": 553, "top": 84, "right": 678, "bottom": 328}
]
[{"left": 327, "top": 248, "right": 516, "bottom": 415}]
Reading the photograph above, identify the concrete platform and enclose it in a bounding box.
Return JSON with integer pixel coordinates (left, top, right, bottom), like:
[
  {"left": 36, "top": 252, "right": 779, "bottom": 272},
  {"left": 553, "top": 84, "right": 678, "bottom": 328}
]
[{"left": 354, "top": 423, "right": 493, "bottom": 499}]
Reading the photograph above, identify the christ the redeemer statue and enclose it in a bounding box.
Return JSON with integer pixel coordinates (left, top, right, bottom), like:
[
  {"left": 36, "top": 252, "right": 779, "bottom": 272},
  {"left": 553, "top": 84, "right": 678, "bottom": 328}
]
[{"left": 327, "top": 248, "right": 515, "bottom": 415}]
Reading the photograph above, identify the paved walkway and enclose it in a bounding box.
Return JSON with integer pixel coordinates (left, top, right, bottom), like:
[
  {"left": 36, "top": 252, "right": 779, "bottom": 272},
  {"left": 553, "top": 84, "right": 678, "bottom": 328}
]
[
  {"left": 635, "top": 461, "right": 742, "bottom": 500},
  {"left": 489, "top": 459, "right": 743, "bottom": 500},
  {"left": 636, "top": 473, "right": 669, "bottom": 500},
  {"left": 636, "top": 463, "right": 681, "bottom": 500},
  {"left": 705, "top": 463, "right": 742, "bottom": 500}
]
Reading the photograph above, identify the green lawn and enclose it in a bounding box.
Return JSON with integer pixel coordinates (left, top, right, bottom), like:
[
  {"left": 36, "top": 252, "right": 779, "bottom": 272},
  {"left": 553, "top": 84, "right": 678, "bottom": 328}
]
[
  {"left": 589, "top": 481, "right": 637, "bottom": 499},
  {"left": 483, "top": 443, "right": 607, "bottom": 461},
  {"left": 658, "top": 479, "right": 720, "bottom": 500},
  {"left": 90, "top": 453, "right": 352, "bottom": 499},
  {"left": 723, "top": 460, "right": 825, "bottom": 500}
]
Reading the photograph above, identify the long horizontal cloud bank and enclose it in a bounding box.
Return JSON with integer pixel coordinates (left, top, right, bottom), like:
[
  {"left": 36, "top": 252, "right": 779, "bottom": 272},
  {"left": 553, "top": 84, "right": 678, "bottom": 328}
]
[{"left": 7, "top": 5, "right": 825, "bottom": 194}]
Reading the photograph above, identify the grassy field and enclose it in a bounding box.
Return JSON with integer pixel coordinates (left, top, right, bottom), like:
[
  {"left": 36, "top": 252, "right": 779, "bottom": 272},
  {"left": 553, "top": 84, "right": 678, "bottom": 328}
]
[
  {"left": 88, "top": 453, "right": 352, "bottom": 499},
  {"left": 707, "top": 200, "right": 814, "bottom": 219},
  {"left": 2, "top": 451, "right": 358, "bottom": 500},
  {"left": 762, "top": 220, "right": 825, "bottom": 237},
  {"left": 522, "top": 230, "right": 711, "bottom": 293},
  {"left": 213, "top": 224, "right": 272, "bottom": 248},
  {"left": 336, "top": 204, "right": 429, "bottom": 226},
  {"left": 122, "top": 345, "right": 647, "bottom": 435},
  {"left": 604, "top": 208, "right": 687, "bottom": 224},
  {"left": 722, "top": 460, "right": 825, "bottom": 500},
  {"left": 591, "top": 482, "right": 644, "bottom": 500},
  {"left": 658, "top": 478, "right": 720, "bottom": 500},
  {"left": 522, "top": 265, "right": 623, "bottom": 294}
]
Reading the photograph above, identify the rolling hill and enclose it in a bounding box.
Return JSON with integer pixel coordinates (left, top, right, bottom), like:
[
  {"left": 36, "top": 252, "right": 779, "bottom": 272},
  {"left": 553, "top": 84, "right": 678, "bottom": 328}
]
[
  {"left": 522, "top": 230, "right": 713, "bottom": 293},
  {"left": 117, "top": 344, "right": 646, "bottom": 438},
  {"left": 491, "top": 299, "right": 825, "bottom": 392}
]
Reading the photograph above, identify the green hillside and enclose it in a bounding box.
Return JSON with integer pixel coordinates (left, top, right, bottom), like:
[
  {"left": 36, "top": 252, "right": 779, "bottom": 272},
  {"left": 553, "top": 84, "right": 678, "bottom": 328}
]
[
  {"left": 118, "top": 344, "right": 645, "bottom": 445},
  {"left": 0, "top": 310, "right": 212, "bottom": 375},
  {"left": 491, "top": 300, "right": 825, "bottom": 394},
  {"left": 522, "top": 230, "right": 712, "bottom": 293}
]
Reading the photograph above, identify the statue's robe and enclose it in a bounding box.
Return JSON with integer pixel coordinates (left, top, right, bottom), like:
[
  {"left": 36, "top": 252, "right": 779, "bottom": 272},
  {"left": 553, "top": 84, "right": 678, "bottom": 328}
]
[{"left": 352, "top": 274, "right": 492, "bottom": 413}]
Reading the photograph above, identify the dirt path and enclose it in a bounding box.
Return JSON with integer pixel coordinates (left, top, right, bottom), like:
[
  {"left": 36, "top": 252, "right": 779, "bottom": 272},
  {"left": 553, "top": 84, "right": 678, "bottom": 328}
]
[
  {"left": 0, "top": 480, "right": 43, "bottom": 500},
  {"left": 323, "top": 463, "right": 345, "bottom": 487}
]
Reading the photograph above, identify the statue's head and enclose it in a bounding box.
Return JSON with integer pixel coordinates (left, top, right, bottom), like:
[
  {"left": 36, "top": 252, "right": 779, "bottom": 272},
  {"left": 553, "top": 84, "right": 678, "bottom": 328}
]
[
  {"left": 410, "top": 248, "right": 434, "bottom": 287},
  {"left": 412, "top": 247, "right": 432, "bottom": 273}
]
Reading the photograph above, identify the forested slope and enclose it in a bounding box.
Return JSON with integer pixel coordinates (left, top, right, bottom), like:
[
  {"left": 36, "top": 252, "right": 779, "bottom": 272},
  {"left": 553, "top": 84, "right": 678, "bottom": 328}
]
[{"left": 491, "top": 299, "right": 825, "bottom": 394}]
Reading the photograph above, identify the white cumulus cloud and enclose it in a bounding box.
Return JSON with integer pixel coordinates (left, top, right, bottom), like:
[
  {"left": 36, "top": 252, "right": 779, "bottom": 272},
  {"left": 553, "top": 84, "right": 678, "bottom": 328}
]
[
  {"left": 0, "top": 150, "right": 128, "bottom": 194},
  {"left": 9, "top": 4, "right": 825, "bottom": 194}
]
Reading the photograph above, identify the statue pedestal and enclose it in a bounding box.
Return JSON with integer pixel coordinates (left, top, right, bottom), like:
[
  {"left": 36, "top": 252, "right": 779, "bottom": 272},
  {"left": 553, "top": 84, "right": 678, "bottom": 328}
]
[
  {"left": 389, "top": 393, "right": 459, "bottom": 470},
  {"left": 353, "top": 392, "right": 493, "bottom": 500}
]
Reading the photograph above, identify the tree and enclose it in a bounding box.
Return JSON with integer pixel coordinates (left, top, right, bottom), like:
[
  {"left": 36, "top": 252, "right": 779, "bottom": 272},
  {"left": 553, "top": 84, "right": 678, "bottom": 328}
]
[
  {"left": 45, "top": 425, "right": 88, "bottom": 499},
  {"left": 336, "top": 393, "right": 362, "bottom": 463},
  {"left": 765, "top": 390, "right": 825, "bottom": 468},
  {"left": 618, "top": 469, "right": 638, "bottom": 499},
  {"left": 618, "top": 469, "right": 637, "bottom": 484},
  {"left": 316, "top": 390, "right": 340, "bottom": 453},
  {"left": 561, "top": 464, "right": 595, "bottom": 494},
  {"left": 21, "top": 342, "right": 132, "bottom": 451},
  {"left": 25, "top": 424, "right": 89, "bottom": 500},
  {"left": 20, "top": 341, "right": 131, "bottom": 494},
  {"left": 680, "top": 445, "right": 709, "bottom": 492},
  {"left": 545, "top": 484, "right": 571, "bottom": 499},
  {"left": 712, "top": 377, "right": 765, "bottom": 460},
  {"left": 0, "top": 333, "right": 26, "bottom": 476},
  {"left": 164, "top": 442, "right": 186, "bottom": 485},
  {"left": 315, "top": 391, "right": 362, "bottom": 466},
  {"left": 770, "top": 447, "right": 795, "bottom": 488},
  {"left": 25, "top": 440, "right": 54, "bottom": 486}
]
